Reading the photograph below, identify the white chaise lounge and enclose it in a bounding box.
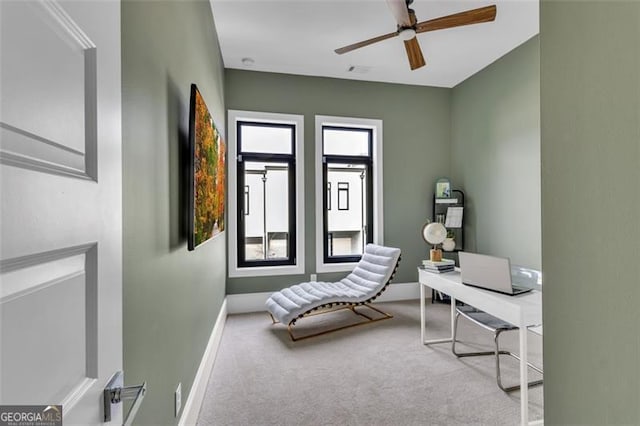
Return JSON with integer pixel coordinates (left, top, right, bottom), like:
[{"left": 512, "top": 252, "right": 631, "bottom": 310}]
[{"left": 265, "top": 244, "right": 401, "bottom": 341}]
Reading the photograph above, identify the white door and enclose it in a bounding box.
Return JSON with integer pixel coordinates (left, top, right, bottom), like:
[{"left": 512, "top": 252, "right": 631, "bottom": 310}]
[{"left": 0, "top": 0, "right": 123, "bottom": 424}]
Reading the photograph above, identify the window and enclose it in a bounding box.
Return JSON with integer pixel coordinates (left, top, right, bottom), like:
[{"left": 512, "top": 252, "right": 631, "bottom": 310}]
[
  {"left": 228, "top": 110, "right": 304, "bottom": 277},
  {"left": 337, "top": 182, "right": 350, "bottom": 210},
  {"left": 315, "top": 116, "right": 383, "bottom": 272},
  {"left": 237, "top": 124, "right": 294, "bottom": 266}
]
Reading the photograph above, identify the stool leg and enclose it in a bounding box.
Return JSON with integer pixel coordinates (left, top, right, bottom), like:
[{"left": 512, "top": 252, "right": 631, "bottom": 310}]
[
  {"left": 495, "top": 329, "right": 507, "bottom": 392},
  {"left": 495, "top": 329, "right": 544, "bottom": 392},
  {"left": 452, "top": 310, "right": 543, "bottom": 393},
  {"left": 453, "top": 311, "right": 497, "bottom": 358}
]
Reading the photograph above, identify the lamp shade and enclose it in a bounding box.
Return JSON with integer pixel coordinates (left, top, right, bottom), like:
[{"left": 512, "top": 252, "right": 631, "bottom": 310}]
[{"left": 422, "top": 222, "right": 447, "bottom": 245}]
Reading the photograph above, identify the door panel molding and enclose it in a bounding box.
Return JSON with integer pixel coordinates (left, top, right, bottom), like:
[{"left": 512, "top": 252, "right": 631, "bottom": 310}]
[
  {"left": 0, "top": 243, "right": 99, "bottom": 404},
  {"left": 0, "top": 0, "right": 97, "bottom": 180},
  {"left": 61, "top": 377, "right": 97, "bottom": 413},
  {"left": 0, "top": 242, "right": 96, "bottom": 273}
]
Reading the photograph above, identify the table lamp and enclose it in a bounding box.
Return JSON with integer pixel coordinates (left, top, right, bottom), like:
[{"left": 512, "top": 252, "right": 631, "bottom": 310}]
[{"left": 421, "top": 221, "right": 447, "bottom": 262}]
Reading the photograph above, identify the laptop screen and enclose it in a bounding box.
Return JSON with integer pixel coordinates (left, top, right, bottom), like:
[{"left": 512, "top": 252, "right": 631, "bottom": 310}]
[{"left": 459, "top": 252, "right": 514, "bottom": 294}]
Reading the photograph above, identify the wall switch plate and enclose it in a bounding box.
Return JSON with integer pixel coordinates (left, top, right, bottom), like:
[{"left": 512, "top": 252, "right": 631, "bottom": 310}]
[
  {"left": 310, "top": 273, "right": 317, "bottom": 282},
  {"left": 175, "top": 382, "right": 182, "bottom": 417}
]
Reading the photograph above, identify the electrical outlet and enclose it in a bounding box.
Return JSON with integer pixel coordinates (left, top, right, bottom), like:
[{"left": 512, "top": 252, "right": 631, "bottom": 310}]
[
  {"left": 310, "top": 273, "right": 317, "bottom": 282},
  {"left": 175, "top": 383, "right": 182, "bottom": 417}
]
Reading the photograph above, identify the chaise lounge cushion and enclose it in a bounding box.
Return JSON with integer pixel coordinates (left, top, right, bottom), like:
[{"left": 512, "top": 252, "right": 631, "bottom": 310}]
[{"left": 265, "top": 244, "right": 401, "bottom": 325}]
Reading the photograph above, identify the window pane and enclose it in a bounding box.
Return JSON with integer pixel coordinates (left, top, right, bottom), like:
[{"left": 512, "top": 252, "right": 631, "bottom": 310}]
[
  {"left": 243, "top": 161, "right": 289, "bottom": 261},
  {"left": 326, "top": 163, "right": 367, "bottom": 257},
  {"left": 337, "top": 182, "right": 349, "bottom": 210},
  {"left": 240, "top": 123, "right": 293, "bottom": 154},
  {"left": 323, "top": 128, "right": 370, "bottom": 156}
]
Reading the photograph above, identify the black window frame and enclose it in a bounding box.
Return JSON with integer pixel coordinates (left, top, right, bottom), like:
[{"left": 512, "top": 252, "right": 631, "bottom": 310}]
[
  {"left": 327, "top": 182, "right": 331, "bottom": 211},
  {"left": 237, "top": 121, "right": 296, "bottom": 268},
  {"left": 322, "top": 125, "right": 373, "bottom": 264},
  {"left": 244, "top": 185, "right": 250, "bottom": 215}
]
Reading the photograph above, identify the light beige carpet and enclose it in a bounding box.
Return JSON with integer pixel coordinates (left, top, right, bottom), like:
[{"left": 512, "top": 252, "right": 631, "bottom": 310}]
[{"left": 197, "top": 300, "right": 543, "bottom": 425}]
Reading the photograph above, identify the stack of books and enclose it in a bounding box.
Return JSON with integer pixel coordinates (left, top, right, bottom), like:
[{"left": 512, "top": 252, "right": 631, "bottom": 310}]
[{"left": 421, "top": 258, "right": 455, "bottom": 273}]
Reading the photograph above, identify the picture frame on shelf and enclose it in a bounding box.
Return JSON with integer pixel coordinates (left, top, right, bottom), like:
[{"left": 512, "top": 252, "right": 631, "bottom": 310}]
[{"left": 435, "top": 178, "right": 451, "bottom": 198}]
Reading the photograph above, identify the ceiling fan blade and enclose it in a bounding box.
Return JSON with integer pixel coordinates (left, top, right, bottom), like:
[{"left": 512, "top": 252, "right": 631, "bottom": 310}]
[
  {"left": 404, "top": 37, "right": 426, "bottom": 70},
  {"left": 386, "top": 0, "right": 412, "bottom": 27},
  {"left": 416, "top": 5, "right": 497, "bottom": 34},
  {"left": 335, "top": 31, "right": 398, "bottom": 55}
]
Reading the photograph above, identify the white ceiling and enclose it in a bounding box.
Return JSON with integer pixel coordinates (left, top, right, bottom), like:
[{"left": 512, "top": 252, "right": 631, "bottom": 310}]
[{"left": 210, "top": 0, "right": 539, "bottom": 88}]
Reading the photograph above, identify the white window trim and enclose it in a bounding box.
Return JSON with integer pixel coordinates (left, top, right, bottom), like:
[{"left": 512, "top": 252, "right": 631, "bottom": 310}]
[
  {"left": 315, "top": 115, "right": 384, "bottom": 273},
  {"left": 228, "top": 110, "right": 305, "bottom": 278}
]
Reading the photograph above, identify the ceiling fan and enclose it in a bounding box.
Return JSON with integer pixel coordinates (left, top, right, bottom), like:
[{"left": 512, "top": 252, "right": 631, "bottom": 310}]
[{"left": 334, "top": 0, "right": 497, "bottom": 71}]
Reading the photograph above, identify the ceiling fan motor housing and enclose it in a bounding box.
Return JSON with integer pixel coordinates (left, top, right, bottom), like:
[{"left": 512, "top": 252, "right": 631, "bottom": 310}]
[{"left": 398, "top": 28, "right": 417, "bottom": 41}]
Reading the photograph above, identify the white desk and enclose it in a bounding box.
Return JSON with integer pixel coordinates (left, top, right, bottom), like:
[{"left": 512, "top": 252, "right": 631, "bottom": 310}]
[{"left": 418, "top": 268, "right": 542, "bottom": 426}]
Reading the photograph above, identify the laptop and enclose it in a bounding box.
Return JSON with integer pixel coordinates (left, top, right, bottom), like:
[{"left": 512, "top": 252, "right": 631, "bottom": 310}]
[{"left": 458, "top": 252, "right": 533, "bottom": 296}]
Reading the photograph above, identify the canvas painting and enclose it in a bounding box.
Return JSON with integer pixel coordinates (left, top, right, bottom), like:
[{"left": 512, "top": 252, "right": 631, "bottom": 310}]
[{"left": 190, "top": 85, "right": 226, "bottom": 249}]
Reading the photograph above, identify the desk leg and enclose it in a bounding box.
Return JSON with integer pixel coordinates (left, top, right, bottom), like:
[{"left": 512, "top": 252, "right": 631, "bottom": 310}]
[
  {"left": 421, "top": 283, "right": 454, "bottom": 345},
  {"left": 420, "top": 283, "right": 425, "bottom": 343},
  {"left": 450, "top": 297, "right": 456, "bottom": 339},
  {"left": 519, "top": 325, "right": 529, "bottom": 425}
]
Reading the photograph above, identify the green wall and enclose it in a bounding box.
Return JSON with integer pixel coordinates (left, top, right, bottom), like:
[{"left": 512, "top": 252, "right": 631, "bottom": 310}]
[
  {"left": 451, "top": 36, "right": 541, "bottom": 269},
  {"left": 540, "top": 2, "right": 640, "bottom": 423},
  {"left": 225, "top": 70, "right": 451, "bottom": 293},
  {"left": 122, "top": 1, "right": 226, "bottom": 424}
]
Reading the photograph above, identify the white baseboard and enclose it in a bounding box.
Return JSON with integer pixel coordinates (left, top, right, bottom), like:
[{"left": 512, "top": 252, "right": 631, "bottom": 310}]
[
  {"left": 178, "top": 298, "right": 228, "bottom": 426},
  {"left": 376, "top": 282, "right": 421, "bottom": 302},
  {"left": 227, "top": 291, "right": 272, "bottom": 314},
  {"left": 227, "top": 282, "right": 423, "bottom": 314}
]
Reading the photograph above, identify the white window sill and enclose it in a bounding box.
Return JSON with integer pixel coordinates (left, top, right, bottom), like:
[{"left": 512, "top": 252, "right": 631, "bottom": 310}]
[{"left": 228, "top": 264, "right": 304, "bottom": 278}]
